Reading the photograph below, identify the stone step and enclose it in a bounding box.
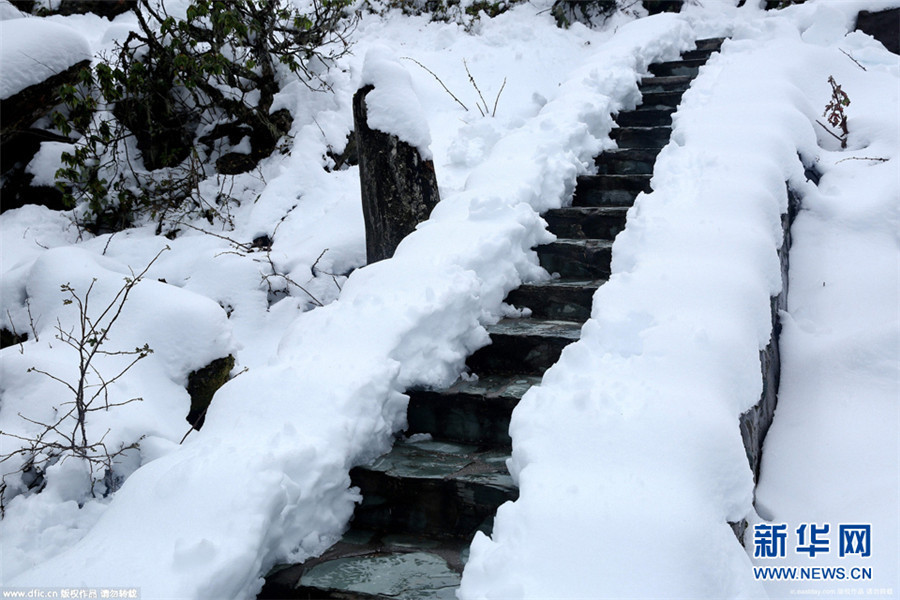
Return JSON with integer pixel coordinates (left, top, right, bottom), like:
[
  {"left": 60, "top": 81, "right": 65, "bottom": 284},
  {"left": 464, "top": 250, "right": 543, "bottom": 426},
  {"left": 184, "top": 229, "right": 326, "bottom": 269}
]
[
  {"left": 637, "top": 89, "right": 686, "bottom": 110},
  {"left": 259, "top": 529, "right": 469, "bottom": 600},
  {"left": 638, "top": 75, "right": 693, "bottom": 94},
  {"left": 595, "top": 148, "right": 661, "bottom": 175},
  {"left": 694, "top": 37, "right": 725, "bottom": 51},
  {"left": 467, "top": 317, "right": 582, "bottom": 376},
  {"left": 611, "top": 126, "right": 672, "bottom": 149},
  {"left": 406, "top": 375, "right": 540, "bottom": 446},
  {"left": 572, "top": 174, "right": 648, "bottom": 206},
  {"left": 680, "top": 48, "right": 716, "bottom": 61},
  {"left": 648, "top": 59, "right": 705, "bottom": 78},
  {"left": 349, "top": 438, "right": 516, "bottom": 539},
  {"left": 615, "top": 108, "right": 675, "bottom": 128},
  {"left": 537, "top": 238, "right": 613, "bottom": 280},
  {"left": 544, "top": 206, "right": 629, "bottom": 239},
  {"left": 505, "top": 278, "right": 602, "bottom": 322}
]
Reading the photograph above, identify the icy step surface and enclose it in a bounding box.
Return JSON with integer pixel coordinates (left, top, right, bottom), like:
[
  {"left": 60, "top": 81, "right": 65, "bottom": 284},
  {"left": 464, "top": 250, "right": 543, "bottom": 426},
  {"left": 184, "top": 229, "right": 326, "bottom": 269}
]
[
  {"left": 595, "top": 147, "right": 662, "bottom": 174},
  {"left": 544, "top": 206, "right": 629, "bottom": 239},
  {"left": 407, "top": 375, "right": 539, "bottom": 446},
  {"left": 610, "top": 125, "right": 672, "bottom": 149},
  {"left": 467, "top": 317, "right": 583, "bottom": 376},
  {"left": 260, "top": 530, "right": 471, "bottom": 600},
  {"left": 571, "top": 174, "right": 650, "bottom": 207},
  {"left": 635, "top": 89, "right": 686, "bottom": 110},
  {"left": 638, "top": 74, "right": 693, "bottom": 94},
  {"left": 505, "top": 278, "right": 603, "bottom": 322},
  {"left": 350, "top": 438, "right": 516, "bottom": 539},
  {"left": 615, "top": 108, "right": 675, "bottom": 128},
  {"left": 648, "top": 59, "right": 705, "bottom": 77},
  {"left": 537, "top": 238, "right": 613, "bottom": 279}
]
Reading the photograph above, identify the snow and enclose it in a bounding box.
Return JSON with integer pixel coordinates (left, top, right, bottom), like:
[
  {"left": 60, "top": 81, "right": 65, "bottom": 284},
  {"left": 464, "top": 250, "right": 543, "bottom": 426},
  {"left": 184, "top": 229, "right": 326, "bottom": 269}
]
[
  {"left": 25, "top": 141, "right": 73, "bottom": 186},
  {"left": 360, "top": 46, "right": 435, "bottom": 160},
  {"left": 1, "top": 0, "right": 898, "bottom": 598},
  {"left": 751, "top": 21, "right": 900, "bottom": 595},
  {"left": 0, "top": 0, "right": 24, "bottom": 20},
  {"left": 0, "top": 16, "right": 91, "bottom": 99},
  {"left": 460, "top": 3, "right": 899, "bottom": 598}
]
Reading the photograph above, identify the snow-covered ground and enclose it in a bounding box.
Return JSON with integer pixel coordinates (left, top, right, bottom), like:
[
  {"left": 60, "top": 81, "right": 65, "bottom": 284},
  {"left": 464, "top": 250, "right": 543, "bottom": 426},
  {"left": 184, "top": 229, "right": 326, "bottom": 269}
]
[{"left": 1, "top": 0, "right": 897, "bottom": 598}]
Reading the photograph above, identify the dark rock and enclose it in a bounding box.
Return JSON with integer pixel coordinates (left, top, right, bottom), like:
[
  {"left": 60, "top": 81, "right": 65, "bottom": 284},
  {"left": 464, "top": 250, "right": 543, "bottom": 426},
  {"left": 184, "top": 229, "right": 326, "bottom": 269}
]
[
  {"left": 1, "top": 60, "right": 87, "bottom": 214},
  {"left": 7, "top": 1, "right": 34, "bottom": 13},
  {"left": 1, "top": 328, "right": 28, "bottom": 349},
  {"left": 201, "top": 109, "right": 293, "bottom": 175},
  {"left": 56, "top": 0, "right": 136, "bottom": 17},
  {"left": 0, "top": 170, "right": 67, "bottom": 214},
  {"left": 643, "top": 0, "right": 682, "bottom": 15},
  {"left": 550, "top": 0, "right": 617, "bottom": 28},
  {"left": 251, "top": 235, "right": 272, "bottom": 251},
  {"left": 0, "top": 60, "right": 89, "bottom": 146},
  {"left": 215, "top": 152, "right": 257, "bottom": 175},
  {"left": 739, "top": 185, "right": 801, "bottom": 483},
  {"left": 856, "top": 8, "right": 900, "bottom": 55},
  {"left": 114, "top": 96, "right": 194, "bottom": 171},
  {"left": 186, "top": 355, "right": 235, "bottom": 429},
  {"left": 353, "top": 85, "right": 441, "bottom": 264},
  {"left": 763, "top": 0, "right": 807, "bottom": 9}
]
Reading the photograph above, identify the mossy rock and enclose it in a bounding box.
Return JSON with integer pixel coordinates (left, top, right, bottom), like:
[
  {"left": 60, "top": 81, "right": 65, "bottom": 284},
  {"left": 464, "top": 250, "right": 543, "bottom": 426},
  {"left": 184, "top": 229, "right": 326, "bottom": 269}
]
[{"left": 186, "top": 355, "right": 235, "bottom": 429}]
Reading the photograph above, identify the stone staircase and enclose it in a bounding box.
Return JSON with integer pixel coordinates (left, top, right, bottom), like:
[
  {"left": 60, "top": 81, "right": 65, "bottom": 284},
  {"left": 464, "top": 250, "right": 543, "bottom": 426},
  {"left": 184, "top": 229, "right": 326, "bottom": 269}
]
[{"left": 258, "top": 38, "right": 725, "bottom": 600}]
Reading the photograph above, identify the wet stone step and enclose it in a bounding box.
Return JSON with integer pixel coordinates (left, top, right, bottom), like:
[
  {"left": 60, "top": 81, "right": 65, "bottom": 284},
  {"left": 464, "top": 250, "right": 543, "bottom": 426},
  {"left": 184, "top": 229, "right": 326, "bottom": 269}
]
[
  {"left": 648, "top": 59, "right": 705, "bottom": 78},
  {"left": 259, "top": 529, "right": 470, "bottom": 600},
  {"left": 636, "top": 89, "right": 686, "bottom": 110},
  {"left": 595, "top": 148, "right": 661, "bottom": 175},
  {"left": 615, "top": 108, "right": 674, "bottom": 128},
  {"left": 680, "top": 48, "right": 716, "bottom": 61},
  {"left": 573, "top": 175, "right": 647, "bottom": 207},
  {"left": 611, "top": 126, "right": 672, "bottom": 149},
  {"left": 505, "top": 278, "right": 602, "bottom": 322},
  {"left": 694, "top": 37, "right": 725, "bottom": 51},
  {"left": 350, "top": 438, "right": 516, "bottom": 539},
  {"left": 638, "top": 75, "right": 693, "bottom": 94},
  {"left": 406, "top": 375, "right": 541, "bottom": 446},
  {"left": 537, "top": 238, "right": 613, "bottom": 280},
  {"left": 544, "top": 206, "right": 629, "bottom": 240},
  {"left": 467, "top": 317, "right": 583, "bottom": 376}
]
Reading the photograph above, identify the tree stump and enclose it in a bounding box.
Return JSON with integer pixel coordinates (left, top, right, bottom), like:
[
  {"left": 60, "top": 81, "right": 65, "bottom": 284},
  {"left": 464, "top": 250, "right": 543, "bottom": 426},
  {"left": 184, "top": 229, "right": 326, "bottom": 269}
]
[{"left": 352, "top": 84, "right": 440, "bottom": 264}]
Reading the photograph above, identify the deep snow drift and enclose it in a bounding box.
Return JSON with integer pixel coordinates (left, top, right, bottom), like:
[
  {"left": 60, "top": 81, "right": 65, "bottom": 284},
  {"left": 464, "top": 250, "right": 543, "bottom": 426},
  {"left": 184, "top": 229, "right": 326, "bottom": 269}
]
[{"left": 1, "top": 0, "right": 897, "bottom": 598}]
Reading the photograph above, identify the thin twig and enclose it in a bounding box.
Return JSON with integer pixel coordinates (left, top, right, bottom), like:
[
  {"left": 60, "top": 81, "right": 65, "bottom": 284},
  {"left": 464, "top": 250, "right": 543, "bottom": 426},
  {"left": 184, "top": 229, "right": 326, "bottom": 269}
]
[
  {"left": 835, "top": 156, "right": 889, "bottom": 164},
  {"left": 839, "top": 48, "right": 866, "bottom": 72},
  {"left": 464, "top": 58, "right": 488, "bottom": 117},
  {"left": 492, "top": 77, "right": 507, "bottom": 117},
  {"left": 815, "top": 120, "right": 846, "bottom": 144},
  {"left": 180, "top": 222, "right": 253, "bottom": 252},
  {"left": 401, "top": 57, "right": 470, "bottom": 112}
]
